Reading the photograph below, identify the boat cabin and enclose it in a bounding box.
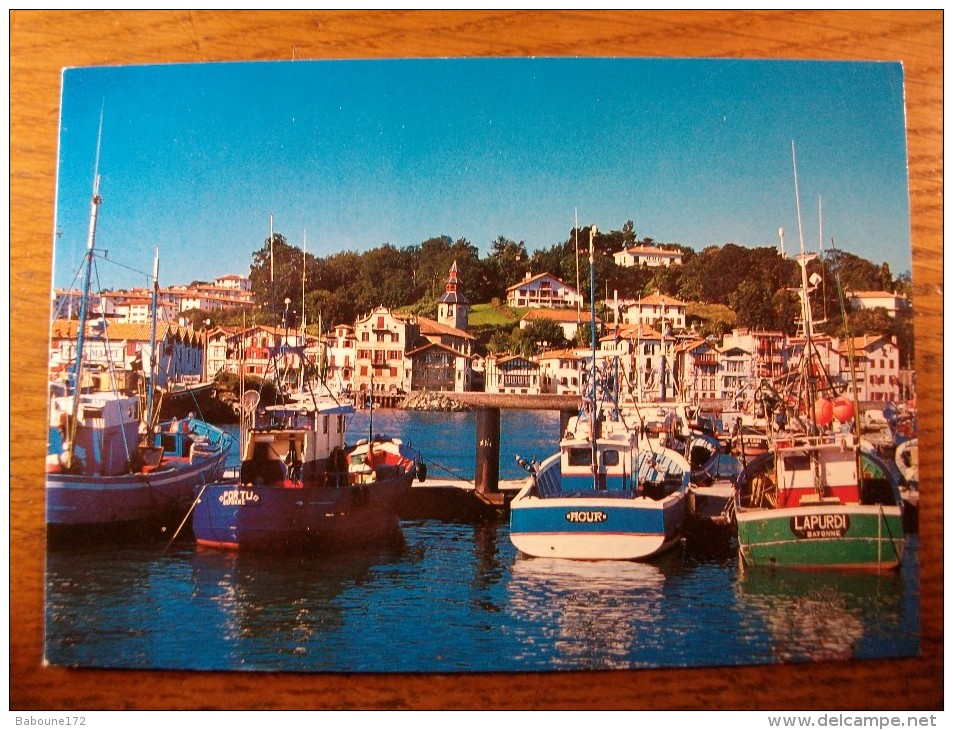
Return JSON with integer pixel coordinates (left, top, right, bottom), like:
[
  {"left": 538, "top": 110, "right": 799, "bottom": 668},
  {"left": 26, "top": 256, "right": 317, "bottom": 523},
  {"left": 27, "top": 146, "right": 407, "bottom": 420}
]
[
  {"left": 240, "top": 404, "right": 351, "bottom": 487},
  {"left": 774, "top": 435, "right": 860, "bottom": 507},
  {"left": 49, "top": 392, "right": 140, "bottom": 477},
  {"left": 533, "top": 414, "right": 686, "bottom": 500}
]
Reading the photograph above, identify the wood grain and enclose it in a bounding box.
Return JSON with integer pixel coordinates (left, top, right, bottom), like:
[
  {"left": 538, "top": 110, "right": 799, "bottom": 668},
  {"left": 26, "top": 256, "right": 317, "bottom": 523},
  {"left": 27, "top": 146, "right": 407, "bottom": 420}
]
[{"left": 11, "top": 11, "right": 942, "bottom": 710}]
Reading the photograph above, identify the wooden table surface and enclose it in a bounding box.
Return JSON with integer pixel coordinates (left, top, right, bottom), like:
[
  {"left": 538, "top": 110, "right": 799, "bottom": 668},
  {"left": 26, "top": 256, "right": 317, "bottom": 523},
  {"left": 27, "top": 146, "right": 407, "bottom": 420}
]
[{"left": 10, "top": 11, "right": 943, "bottom": 710}]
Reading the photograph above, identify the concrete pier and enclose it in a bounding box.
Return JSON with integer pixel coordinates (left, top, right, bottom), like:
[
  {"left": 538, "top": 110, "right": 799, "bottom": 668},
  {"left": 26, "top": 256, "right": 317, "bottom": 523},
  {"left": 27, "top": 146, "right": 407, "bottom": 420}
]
[{"left": 413, "top": 392, "right": 579, "bottom": 513}]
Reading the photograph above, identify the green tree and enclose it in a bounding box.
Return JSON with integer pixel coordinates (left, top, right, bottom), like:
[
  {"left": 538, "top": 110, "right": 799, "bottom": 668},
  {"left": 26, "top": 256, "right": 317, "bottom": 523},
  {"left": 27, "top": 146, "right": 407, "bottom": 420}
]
[
  {"left": 729, "top": 279, "right": 777, "bottom": 330},
  {"left": 522, "top": 318, "right": 567, "bottom": 353}
]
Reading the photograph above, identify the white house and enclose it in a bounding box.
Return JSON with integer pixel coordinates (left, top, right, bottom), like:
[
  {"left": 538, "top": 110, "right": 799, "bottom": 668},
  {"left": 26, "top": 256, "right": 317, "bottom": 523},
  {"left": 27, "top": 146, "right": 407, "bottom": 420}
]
[
  {"left": 519, "top": 307, "right": 597, "bottom": 343},
  {"left": 839, "top": 334, "right": 901, "bottom": 403},
  {"left": 847, "top": 290, "right": 911, "bottom": 318},
  {"left": 537, "top": 348, "right": 586, "bottom": 396},
  {"left": 214, "top": 273, "right": 252, "bottom": 292},
  {"left": 621, "top": 291, "right": 687, "bottom": 331},
  {"left": 722, "top": 328, "right": 787, "bottom": 380},
  {"left": 483, "top": 354, "right": 541, "bottom": 395},
  {"left": 613, "top": 245, "right": 684, "bottom": 268},
  {"left": 506, "top": 272, "right": 583, "bottom": 310},
  {"left": 352, "top": 306, "right": 417, "bottom": 394},
  {"left": 49, "top": 319, "right": 205, "bottom": 389},
  {"left": 672, "top": 338, "right": 720, "bottom": 403},
  {"left": 323, "top": 324, "right": 358, "bottom": 394}
]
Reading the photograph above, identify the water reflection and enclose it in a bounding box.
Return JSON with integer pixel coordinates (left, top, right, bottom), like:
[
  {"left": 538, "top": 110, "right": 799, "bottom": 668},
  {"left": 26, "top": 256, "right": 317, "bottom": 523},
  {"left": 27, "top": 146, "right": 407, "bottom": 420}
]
[
  {"left": 188, "top": 543, "right": 405, "bottom": 670},
  {"left": 506, "top": 555, "right": 672, "bottom": 670},
  {"left": 735, "top": 567, "right": 906, "bottom": 663}
]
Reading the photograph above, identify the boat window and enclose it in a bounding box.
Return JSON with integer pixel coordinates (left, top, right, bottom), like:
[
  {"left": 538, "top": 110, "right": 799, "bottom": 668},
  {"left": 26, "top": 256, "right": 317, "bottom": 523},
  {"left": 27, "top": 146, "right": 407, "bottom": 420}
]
[
  {"left": 567, "top": 449, "right": 592, "bottom": 466},
  {"left": 782, "top": 454, "right": 811, "bottom": 472},
  {"left": 602, "top": 450, "right": 620, "bottom": 467},
  {"left": 322, "top": 415, "right": 329, "bottom": 434},
  {"left": 337, "top": 415, "right": 345, "bottom": 433}
]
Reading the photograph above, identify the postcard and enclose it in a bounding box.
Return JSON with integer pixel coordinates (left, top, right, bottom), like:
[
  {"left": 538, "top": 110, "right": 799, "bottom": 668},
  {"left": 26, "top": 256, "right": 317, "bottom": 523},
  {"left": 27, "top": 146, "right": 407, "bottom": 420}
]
[{"left": 45, "top": 57, "right": 917, "bottom": 673}]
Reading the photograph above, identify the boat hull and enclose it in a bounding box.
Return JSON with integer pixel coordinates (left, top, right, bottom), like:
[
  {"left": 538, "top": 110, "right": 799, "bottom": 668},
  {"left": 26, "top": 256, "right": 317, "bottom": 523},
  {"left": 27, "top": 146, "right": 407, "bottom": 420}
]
[
  {"left": 735, "top": 504, "right": 905, "bottom": 570},
  {"left": 158, "top": 382, "right": 217, "bottom": 420},
  {"left": 46, "top": 451, "right": 229, "bottom": 536},
  {"left": 192, "top": 471, "right": 412, "bottom": 552},
  {"left": 46, "top": 418, "right": 233, "bottom": 539},
  {"left": 510, "top": 494, "right": 686, "bottom": 561}
]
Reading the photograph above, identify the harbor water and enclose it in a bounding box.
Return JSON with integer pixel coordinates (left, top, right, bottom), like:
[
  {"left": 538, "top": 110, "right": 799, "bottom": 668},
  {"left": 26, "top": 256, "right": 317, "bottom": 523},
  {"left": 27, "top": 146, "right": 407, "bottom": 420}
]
[{"left": 44, "top": 409, "right": 920, "bottom": 673}]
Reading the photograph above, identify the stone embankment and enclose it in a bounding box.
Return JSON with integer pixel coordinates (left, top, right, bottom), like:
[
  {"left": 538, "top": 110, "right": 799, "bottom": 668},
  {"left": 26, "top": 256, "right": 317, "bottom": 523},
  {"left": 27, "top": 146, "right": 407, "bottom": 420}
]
[{"left": 399, "top": 390, "right": 473, "bottom": 412}]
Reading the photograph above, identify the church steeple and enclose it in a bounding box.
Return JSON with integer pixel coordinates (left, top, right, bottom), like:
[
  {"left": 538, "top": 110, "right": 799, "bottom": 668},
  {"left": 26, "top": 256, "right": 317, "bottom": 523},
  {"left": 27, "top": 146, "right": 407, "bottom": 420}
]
[{"left": 437, "top": 260, "right": 469, "bottom": 332}]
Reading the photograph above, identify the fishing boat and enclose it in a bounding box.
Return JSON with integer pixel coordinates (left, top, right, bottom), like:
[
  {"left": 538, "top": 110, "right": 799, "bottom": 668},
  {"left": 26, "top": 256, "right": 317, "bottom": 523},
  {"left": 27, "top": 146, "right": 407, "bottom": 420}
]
[
  {"left": 46, "top": 160, "right": 233, "bottom": 542},
  {"left": 192, "top": 388, "right": 420, "bottom": 552},
  {"left": 156, "top": 378, "right": 217, "bottom": 420},
  {"left": 509, "top": 227, "right": 692, "bottom": 561},
  {"left": 732, "top": 147, "right": 905, "bottom": 570}
]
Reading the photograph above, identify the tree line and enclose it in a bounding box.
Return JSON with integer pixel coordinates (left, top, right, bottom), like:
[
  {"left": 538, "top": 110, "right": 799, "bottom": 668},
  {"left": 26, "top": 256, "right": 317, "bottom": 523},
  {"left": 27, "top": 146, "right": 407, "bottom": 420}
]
[{"left": 187, "top": 221, "right": 914, "bottom": 362}]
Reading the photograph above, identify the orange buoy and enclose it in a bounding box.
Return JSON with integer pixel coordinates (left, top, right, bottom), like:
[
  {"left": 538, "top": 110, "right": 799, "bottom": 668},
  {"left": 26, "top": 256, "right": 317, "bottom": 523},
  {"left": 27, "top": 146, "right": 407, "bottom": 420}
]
[
  {"left": 813, "top": 397, "right": 834, "bottom": 425},
  {"left": 832, "top": 396, "right": 854, "bottom": 423}
]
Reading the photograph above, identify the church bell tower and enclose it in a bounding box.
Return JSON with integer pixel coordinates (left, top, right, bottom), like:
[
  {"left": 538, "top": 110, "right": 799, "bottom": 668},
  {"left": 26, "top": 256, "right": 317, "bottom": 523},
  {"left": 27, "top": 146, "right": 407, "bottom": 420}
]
[{"left": 437, "top": 261, "right": 469, "bottom": 332}]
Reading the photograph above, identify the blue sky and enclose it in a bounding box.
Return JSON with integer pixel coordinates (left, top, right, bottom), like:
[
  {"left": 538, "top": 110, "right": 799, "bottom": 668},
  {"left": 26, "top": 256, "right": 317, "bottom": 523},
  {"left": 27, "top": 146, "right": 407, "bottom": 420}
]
[{"left": 53, "top": 57, "right": 913, "bottom": 292}]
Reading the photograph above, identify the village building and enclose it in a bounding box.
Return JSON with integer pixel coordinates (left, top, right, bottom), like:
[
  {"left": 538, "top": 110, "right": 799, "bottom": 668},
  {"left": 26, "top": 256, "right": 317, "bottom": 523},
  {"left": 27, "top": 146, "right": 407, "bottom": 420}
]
[
  {"left": 613, "top": 323, "right": 677, "bottom": 401},
  {"left": 483, "top": 354, "right": 541, "bottom": 395},
  {"left": 717, "top": 344, "right": 755, "bottom": 406},
  {"left": 838, "top": 334, "right": 902, "bottom": 403},
  {"left": 612, "top": 244, "right": 684, "bottom": 268},
  {"left": 436, "top": 260, "right": 470, "bottom": 332},
  {"left": 51, "top": 289, "right": 111, "bottom": 321},
  {"left": 785, "top": 335, "right": 844, "bottom": 386},
  {"left": 205, "top": 325, "right": 305, "bottom": 379},
  {"left": 322, "top": 324, "right": 357, "bottom": 395},
  {"left": 519, "top": 307, "right": 594, "bottom": 343},
  {"left": 403, "top": 262, "right": 476, "bottom": 392},
  {"left": 352, "top": 306, "right": 418, "bottom": 394},
  {"left": 214, "top": 273, "right": 252, "bottom": 292},
  {"left": 407, "top": 342, "right": 473, "bottom": 392},
  {"left": 49, "top": 319, "right": 205, "bottom": 391},
  {"left": 672, "top": 338, "right": 721, "bottom": 403},
  {"left": 620, "top": 291, "right": 687, "bottom": 331},
  {"left": 505, "top": 272, "right": 583, "bottom": 310},
  {"left": 537, "top": 348, "right": 586, "bottom": 396},
  {"left": 847, "top": 290, "right": 911, "bottom": 318},
  {"left": 722, "top": 328, "right": 787, "bottom": 380},
  {"left": 177, "top": 289, "right": 255, "bottom": 314}
]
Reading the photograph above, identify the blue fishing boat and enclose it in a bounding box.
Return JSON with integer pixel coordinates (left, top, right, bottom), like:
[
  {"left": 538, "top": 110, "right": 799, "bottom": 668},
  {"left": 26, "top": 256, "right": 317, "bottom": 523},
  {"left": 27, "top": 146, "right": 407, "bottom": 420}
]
[
  {"left": 46, "top": 159, "right": 233, "bottom": 542},
  {"left": 192, "top": 388, "right": 421, "bottom": 552},
  {"left": 508, "top": 227, "right": 692, "bottom": 561}
]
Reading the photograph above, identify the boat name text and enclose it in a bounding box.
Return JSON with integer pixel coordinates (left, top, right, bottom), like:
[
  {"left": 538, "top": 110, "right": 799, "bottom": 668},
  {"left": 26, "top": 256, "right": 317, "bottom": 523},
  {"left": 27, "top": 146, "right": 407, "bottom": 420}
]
[
  {"left": 218, "top": 489, "right": 261, "bottom": 507},
  {"left": 790, "top": 513, "right": 850, "bottom": 539},
  {"left": 565, "top": 510, "right": 608, "bottom": 524}
]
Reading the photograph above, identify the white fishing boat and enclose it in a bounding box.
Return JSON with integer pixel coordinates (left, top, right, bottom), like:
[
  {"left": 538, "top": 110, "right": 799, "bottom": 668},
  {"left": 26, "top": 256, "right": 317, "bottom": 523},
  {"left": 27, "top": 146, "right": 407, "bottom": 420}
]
[
  {"left": 46, "top": 148, "right": 232, "bottom": 542},
  {"left": 509, "top": 227, "right": 692, "bottom": 561}
]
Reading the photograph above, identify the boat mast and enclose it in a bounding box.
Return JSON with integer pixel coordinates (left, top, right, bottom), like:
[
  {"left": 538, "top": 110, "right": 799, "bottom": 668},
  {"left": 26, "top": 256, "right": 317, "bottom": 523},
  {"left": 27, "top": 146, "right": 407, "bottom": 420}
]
[
  {"left": 64, "top": 123, "right": 104, "bottom": 470},
  {"left": 589, "top": 225, "right": 599, "bottom": 485},
  {"left": 301, "top": 229, "right": 307, "bottom": 391},
  {"left": 575, "top": 208, "right": 581, "bottom": 326},
  {"left": 792, "top": 141, "right": 817, "bottom": 404},
  {"left": 145, "top": 246, "right": 160, "bottom": 437}
]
